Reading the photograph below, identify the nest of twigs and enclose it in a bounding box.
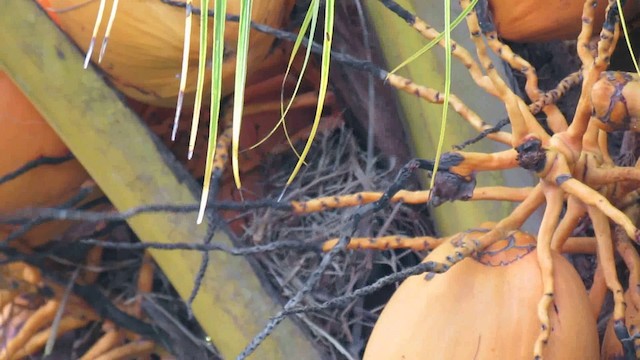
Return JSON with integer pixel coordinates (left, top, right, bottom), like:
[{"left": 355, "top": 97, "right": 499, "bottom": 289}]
[{"left": 238, "top": 126, "right": 434, "bottom": 359}]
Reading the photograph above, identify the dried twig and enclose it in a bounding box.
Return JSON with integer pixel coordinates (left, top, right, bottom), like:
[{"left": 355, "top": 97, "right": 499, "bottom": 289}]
[
  {"left": 76, "top": 238, "right": 316, "bottom": 254},
  {"left": 236, "top": 235, "right": 351, "bottom": 360},
  {"left": 0, "top": 154, "right": 74, "bottom": 185},
  {"left": 186, "top": 220, "right": 216, "bottom": 317},
  {"left": 282, "top": 261, "right": 435, "bottom": 316},
  {"left": 1, "top": 185, "right": 96, "bottom": 244},
  {"left": 44, "top": 268, "right": 80, "bottom": 356},
  {"left": 453, "top": 118, "right": 511, "bottom": 150},
  {"left": 0, "top": 200, "right": 292, "bottom": 226}
]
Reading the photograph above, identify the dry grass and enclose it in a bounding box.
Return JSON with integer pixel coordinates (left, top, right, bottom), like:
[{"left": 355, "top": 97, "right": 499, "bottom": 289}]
[{"left": 240, "top": 127, "right": 434, "bottom": 359}]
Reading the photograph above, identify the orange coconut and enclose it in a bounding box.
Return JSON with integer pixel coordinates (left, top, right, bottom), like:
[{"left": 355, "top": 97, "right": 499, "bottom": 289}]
[
  {"left": 39, "top": 0, "right": 295, "bottom": 106},
  {"left": 0, "top": 71, "right": 89, "bottom": 247},
  {"left": 489, "top": 0, "right": 639, "bottom": 42},
  {"left": 364, "top": 226, "right": 599, "bottom": 359}
]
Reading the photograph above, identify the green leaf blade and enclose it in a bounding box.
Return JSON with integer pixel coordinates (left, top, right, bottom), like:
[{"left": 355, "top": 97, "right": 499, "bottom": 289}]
[
  {"left": 188, "top": 0, "right": 210, "bottom": 160},
  {"left": 285, "top": 0, "right": 335, "bottom": 186},
  {"left": 231, "top": 0, "right": 254, "bottom": 189},
  {"left": 428, "top": 0, "right": 454, "bottom": 191},
  {"left": 388, "top": 0, "right": 477, "bottom": 76},
  {"left": 248, "top": 0, "right": 320, "bottom": 156},
  {"left": 197, "top": 0, "right": 228, "bottom": 224},
  {"left": 617, "top": 0, "right": 640, "bottom": 75}
]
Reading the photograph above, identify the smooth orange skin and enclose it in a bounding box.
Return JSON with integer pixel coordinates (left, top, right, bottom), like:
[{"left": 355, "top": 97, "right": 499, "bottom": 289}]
[
  {"left": 364, "top": 234, "right": 599, "bottom": 360},
  {"left": 489, "top": 0, "right": 639, "bottom": 42},
  {"left": 601, "top": 288, "right": 640, "bottom": 359},
  {"left": 0, "top": 72, "right": 89, "bottom": 246}
]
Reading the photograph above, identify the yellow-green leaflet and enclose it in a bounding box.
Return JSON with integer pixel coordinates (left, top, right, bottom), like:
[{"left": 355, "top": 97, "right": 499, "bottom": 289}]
[
  {"left": 429, "top": 0, "right": 454, "bottom": 191},
  {"left": 84, "top": 0, "right": 107, "bottom": 69},
  {"left": 98, "top": 0, "right": 119, "bottom": 63},
  {"left": 617, "top": 0, "right": 640, "bottom": 75},
  {"left": 231, "top": 0, "right": 254, "bottom": 189},
  {"left": 284, "top": 0, "right": 335, "bottom": 188},
  {"left": 197, "top": 0, "right": 228, "bottom": 224},
  {"left": 248, "top": 0, "right": 320, "bottom": 160},
  {"left": 388, "top": 0, "right": 477, "bottom": 76},
  {"left": 172, "top": 0, "right": 194, "bottom": 142},
  {"left": 188, "top": 0, "right": 210, "bottom": 160}
]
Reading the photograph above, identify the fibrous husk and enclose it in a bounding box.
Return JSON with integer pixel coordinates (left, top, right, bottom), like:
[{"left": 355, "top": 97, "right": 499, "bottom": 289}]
[{"left": 39, "top": 0, "right": 295, "bottom": 106}]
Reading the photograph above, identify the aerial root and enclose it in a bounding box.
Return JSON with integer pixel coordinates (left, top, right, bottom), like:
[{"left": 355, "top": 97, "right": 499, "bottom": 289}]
[
  {"left": 589, "top": 207, "right": 627, "bottom": 331},
  {"left": 379, "top": 0, "right": 497, "bottom": 96},
  {"left": 529, "top": 72, "right": 582, "bottom": 116},
  {"left": 533, "top": 186, "right": 563, "bottom": 359},
  {"left": 589, "top": 262, "right": 607, "bottom": 319},
  {"left": 550, "top": 196, "right": 586, "bottom": 251},
  {"left": 321, "top": 234, "right": 596, "bottom": 253},
  {"left": 476, "top": 0, "right": 569, "bottom": 134},
  {"left": 462, "top": 0, "right": 547, "bottom": 144},
  {"left": 384, "top": 73, "right": 511, "bottom": 145},
  {"left": 559, "top": 178, "right": 639, "bottom": 242},
  {"left": 291, "top": 185, "right": 530, "bottom": 214}
]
